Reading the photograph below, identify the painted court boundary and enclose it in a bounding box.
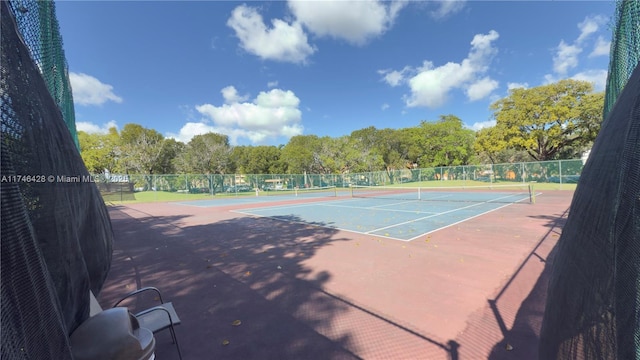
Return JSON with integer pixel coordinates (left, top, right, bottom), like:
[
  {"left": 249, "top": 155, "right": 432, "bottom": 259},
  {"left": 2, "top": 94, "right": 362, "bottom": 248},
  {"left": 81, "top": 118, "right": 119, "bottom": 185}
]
[{"left": 231, "top": 193, "right": 543, "bottom": 242}]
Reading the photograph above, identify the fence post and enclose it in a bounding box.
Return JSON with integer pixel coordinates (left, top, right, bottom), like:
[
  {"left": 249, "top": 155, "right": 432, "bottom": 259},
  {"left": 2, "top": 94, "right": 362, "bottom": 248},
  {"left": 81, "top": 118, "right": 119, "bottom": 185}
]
[{"left": 559, "top": 160, "right": 563, "bottom": 186}]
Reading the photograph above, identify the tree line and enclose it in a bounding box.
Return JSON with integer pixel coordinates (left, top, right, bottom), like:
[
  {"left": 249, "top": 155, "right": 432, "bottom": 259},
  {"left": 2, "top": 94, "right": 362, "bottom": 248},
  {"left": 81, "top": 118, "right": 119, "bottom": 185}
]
[{"left": 79, "top": 79, "right": 604, "bottom": 176}]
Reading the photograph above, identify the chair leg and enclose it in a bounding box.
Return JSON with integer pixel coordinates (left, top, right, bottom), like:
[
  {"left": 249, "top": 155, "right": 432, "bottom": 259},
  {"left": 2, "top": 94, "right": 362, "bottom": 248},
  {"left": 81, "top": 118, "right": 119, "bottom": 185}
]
[
  {"left": 169, "top": 325, "right": 183, "bottom": 360},
  {"left": 169, "top": 326, "right": 177, "bottom": 344}
]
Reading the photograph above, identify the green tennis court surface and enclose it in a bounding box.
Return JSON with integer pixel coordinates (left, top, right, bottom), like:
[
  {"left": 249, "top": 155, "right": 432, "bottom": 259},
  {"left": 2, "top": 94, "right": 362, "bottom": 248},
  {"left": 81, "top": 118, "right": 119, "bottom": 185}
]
[{"left": 232, "top": 186, "right": 535, "bottom": 241}]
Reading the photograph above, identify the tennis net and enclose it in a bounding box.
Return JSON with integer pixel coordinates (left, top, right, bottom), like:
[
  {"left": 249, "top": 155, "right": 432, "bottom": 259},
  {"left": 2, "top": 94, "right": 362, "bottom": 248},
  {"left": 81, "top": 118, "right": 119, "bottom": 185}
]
[
  {"left": 350, "top": 184, "right": 535, "bottom": 204},
  {"left": 259, "top": 186, "right": 338, "bottom": 198}
]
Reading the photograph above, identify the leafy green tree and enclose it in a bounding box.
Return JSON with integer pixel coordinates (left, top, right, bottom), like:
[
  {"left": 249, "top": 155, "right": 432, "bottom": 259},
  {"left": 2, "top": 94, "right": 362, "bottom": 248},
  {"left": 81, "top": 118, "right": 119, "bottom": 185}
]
[
  {"left": 158, "top": 138, "right": 184, "bottom": 174},
  {"left": 230, "top": 146, "right": 250, "bottom": 174},
  {"left": 313, "top": 136, "right": 346, "bottom": 174},
  {"left": 117, "top": 124, "right": 166, "bottom": 175},
  {"left": 432, "top": 115, "right": 475, "bottom": 166},
  {"left": 377, "top": 128, "right": 409, "bottom": 172},
  {"left": 269, "top": 145, "right": 288, "bottom": 174},
  {"left": 490, "top": 79, "right": 604, "bottom": 160},
  {"left": 415, "top": 115, "right": 475, "bottom": 167},
  {"left": 175, "top": 133, "right": 233, "bottom": 193},
  {"left": 348, "top": 127, "right": 385, "bottom": 173},
  {"left": 177, "top": 132, "right": 232, "bottom": 174},
  {"left": 77, "top": 127, "right": 119, "bottom": 173},
  {"left": 280, "top": 135, "right": 320, "bottom": 175},
  {"left": 474, "top": 126, "right": 509, "bottom": 164},
  {"left": 244, "top": 146, "right": 283, "bottom": 174},
  {"left": 324, "top": 136, "right": 365, "bottom": 174},
  {"left": 399, "top": 126, "right": 423, "bottom": 166},
  {"left": 474, "top": 138, "right": 531, "bottom": 164}
]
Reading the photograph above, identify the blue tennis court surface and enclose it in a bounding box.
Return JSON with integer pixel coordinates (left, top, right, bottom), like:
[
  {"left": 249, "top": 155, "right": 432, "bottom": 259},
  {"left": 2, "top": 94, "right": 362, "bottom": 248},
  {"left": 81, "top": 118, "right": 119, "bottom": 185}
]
[{"left": 231, "top": 194, "right": 532, "bottom": 241}]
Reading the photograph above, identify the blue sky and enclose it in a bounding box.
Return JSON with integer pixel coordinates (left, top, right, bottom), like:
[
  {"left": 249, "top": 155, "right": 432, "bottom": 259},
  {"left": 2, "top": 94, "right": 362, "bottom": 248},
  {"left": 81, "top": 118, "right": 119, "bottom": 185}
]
[{"left": 56, "top": 0, "right": 615, "bottom": 146}]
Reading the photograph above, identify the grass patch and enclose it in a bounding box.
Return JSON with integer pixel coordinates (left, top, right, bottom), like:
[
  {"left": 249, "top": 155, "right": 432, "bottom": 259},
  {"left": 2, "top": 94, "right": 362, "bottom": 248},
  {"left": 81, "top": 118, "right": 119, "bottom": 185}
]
[{"left": 102, "top": 181, "right": 576, "bottom": 205}]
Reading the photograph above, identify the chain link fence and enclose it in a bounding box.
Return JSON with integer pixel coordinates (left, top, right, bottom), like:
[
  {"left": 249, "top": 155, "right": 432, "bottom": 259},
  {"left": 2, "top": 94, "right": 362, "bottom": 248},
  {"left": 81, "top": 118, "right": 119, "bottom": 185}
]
[{"left": 96, "top": 159, "right": 584, "bottom": 202}]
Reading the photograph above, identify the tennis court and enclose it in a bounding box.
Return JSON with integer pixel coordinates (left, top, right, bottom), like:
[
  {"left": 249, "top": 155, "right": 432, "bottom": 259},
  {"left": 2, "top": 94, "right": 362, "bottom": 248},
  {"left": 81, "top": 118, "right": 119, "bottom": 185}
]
[
  {"left": 181, "top": 184, "right": 536, "bottom": 241},
  {"left": 102, "top": 187, "right": 570, "bottom": 359}
]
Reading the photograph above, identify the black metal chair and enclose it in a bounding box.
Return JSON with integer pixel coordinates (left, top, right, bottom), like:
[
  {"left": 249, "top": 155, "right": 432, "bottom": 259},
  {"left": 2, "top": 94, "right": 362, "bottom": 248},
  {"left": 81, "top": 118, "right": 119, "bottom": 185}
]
[{"left": 113, "top": 287, "right": 183, "bottom": 360}]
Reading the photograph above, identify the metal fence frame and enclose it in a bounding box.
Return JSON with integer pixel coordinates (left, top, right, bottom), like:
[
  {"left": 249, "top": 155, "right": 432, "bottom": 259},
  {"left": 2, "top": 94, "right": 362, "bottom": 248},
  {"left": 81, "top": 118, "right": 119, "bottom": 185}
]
[{"left": 94, "top": 159, "right": 584, "bottom": 201}]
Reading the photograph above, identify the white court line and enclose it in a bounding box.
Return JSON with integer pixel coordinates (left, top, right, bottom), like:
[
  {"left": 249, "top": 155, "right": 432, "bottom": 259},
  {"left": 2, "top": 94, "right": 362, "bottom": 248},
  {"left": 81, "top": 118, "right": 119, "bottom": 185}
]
[
  {"left": 404, "top": 192, "right": 542, "bottom": 241},
  {"left": 231, "top": 202, "right": 325, "bottom": 214},
  {"left": 232, "top": 210, "right": 412, "bottom": 242},
  {"left": 405, "top": 202, "right": 515, "bottom": 241},
  {"left": 365, "top": 192, "right": 525, "bottom": 234},
  {"left": 326, "top": 197, "right": 424, "bottom": 209},
  {"left": 232, "top": 192, "right": 542, "bottom": 242},
  {"left": 230, "top": 197, "right": 351, "bottom": 213},
  {"left": 233, "top": 201, "right": 437, "bottom": 215},
  {"left": 369, "top": 200, "right": 423, "bottom": 209},
  {"left": 422, "top": 193, "right": 454, "bottom": 201},
  {"left": 174, "top": 197, "right": 265, "bottom": 208},
  {"left": 320, "top": 202, "right": 437, "bottom": 215}
]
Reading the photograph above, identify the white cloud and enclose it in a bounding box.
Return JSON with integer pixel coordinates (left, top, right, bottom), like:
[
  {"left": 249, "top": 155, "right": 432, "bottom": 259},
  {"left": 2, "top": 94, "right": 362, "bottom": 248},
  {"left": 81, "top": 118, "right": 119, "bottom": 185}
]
[
  {"left": 431, "top": 0, "right": 466, "bottom": 19},
  {"left": 552, "top": 41, "right": 582, "bottom": 75},
  {"left": 388, "top": 30, "right": 499, "bottom": 108},
  {"left": 507, "top": 82, "right": 529, "bottom": 90},
  {"left": 577, "top": 15, "right": 607, "bottom": 44},
  {"left": 221, "top": 86, "right": 249, "bottom": 104},
  {"left": 542, "top": 69, "right": 606, "bottom": 92},
  {"left": 467, "top": 77, "right": 499, "bottom": 101},
  {"left": 76, "top": 120, "right": 118, "bottom": 134},
  {"left": 227, "top": 5, "right": 316, "bottom": 64},
  {"left": 571, "top": 69, "right": 608, "bottom": 91},
  {"left": 540, "top": 15, "right": 608, "bottom": 92},
  {"left": 469, "top": 120, "right": 495, "bottom": 131},
  {"left": 176, "top": 87, "right": 304, "bottom": 145},
  {"left": 70, "top": 72, "right": 123, "bottom": 106},
  {"left": 378, "top": 66, "right": 412, "bottom": 87},
  {"left": 167, "top": 122, "right": 218, "bottom": 143},
  {"left": 589, "top": 36, "right": 610, "bottom": 57},
  {"left": 255, "top": 88, "right": 301, "bottom": 108},
  {"left": 545, "top": 14, "right": 609, "bottom": 85},
  {"left": 543, "top": 73, "right": 558, "bottom": 85},
  {"left": 267, "top": 80, "right": 279, "bottom": 88},
  {"left": 288, "top": 0, "right": 407, "bottom": 45},
  {"left": 405, "top": 62, "right": 460, "bottom": 107},
  {"left": 381, "top": 103, "right": 389, "bottom": 110}
]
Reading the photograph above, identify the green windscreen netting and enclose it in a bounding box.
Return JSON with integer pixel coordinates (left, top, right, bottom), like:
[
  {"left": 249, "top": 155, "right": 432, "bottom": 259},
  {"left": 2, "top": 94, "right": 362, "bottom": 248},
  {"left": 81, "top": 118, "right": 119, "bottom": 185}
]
[
  {"left": 539, "top": 0, "right": 640, "bottom": 358},
  {"left": 604, "top": 0, "right": 640, "bottom": 118},
  {"left": 1, "top": 1, "right": 112, "bottom": 358},
  {"left": 6, "top": 0, "right": 79, "bottom": 149}
]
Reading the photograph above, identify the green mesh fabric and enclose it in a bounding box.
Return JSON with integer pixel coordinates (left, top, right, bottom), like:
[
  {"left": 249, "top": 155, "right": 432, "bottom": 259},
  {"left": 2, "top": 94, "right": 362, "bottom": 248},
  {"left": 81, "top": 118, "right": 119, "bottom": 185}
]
[
  {"left": 1, "top": 2, "right": 113, "bottom": 358},
  {"left": 603, "top": 0, "right": 640, "bottom": 118},
  {"left": 539, "top": 64, "right": 640, "bottom": 360},
  {"left": 540, "top": 2, "right": 639, "bottom": 357},
  {"left": 7, "top": 0, "right": 79, "bottom": 149}
]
